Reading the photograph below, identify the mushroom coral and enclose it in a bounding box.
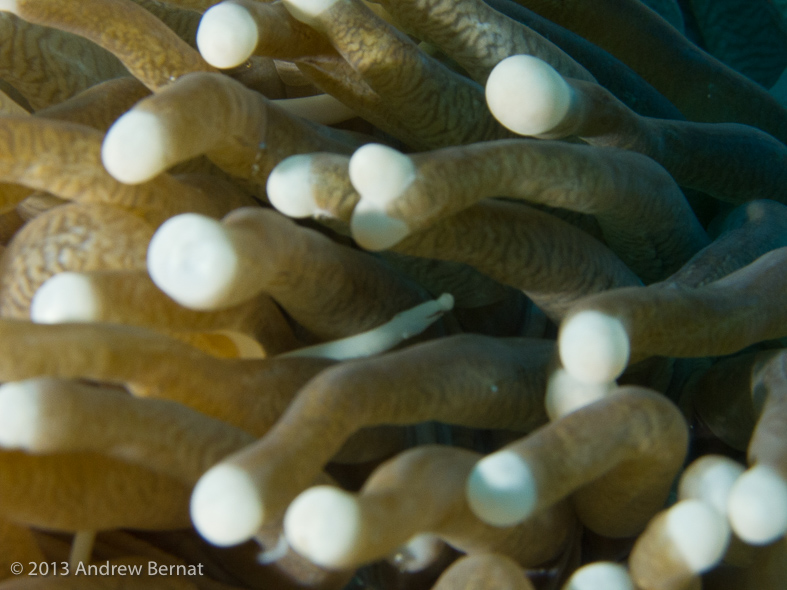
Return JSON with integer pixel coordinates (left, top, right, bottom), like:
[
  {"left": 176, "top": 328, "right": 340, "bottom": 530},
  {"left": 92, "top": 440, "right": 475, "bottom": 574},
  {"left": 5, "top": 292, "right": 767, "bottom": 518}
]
[{"left": 0, "top": 0, "right": 784, "bottom": 589}]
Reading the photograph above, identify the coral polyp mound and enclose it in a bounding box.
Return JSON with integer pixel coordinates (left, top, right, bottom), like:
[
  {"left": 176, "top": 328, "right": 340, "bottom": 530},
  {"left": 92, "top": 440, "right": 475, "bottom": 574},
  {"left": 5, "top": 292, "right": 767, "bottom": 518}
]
[{"left": 0, "top": 0, "right": 785, "bottom": 588}]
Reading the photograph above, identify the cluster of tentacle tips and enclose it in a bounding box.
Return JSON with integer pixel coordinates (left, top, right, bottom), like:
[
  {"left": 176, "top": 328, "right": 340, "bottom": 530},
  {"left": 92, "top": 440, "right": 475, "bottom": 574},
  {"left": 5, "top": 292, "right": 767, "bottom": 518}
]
[{"left": 0, "top": 0, "right": 786, "bottom": 588}]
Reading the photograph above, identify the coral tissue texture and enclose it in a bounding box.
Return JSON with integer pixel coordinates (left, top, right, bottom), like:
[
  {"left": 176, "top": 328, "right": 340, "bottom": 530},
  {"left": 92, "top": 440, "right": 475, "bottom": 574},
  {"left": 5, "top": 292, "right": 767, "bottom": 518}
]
[{"left": 0, "top": 0, "right": 785, "bottom": 589}]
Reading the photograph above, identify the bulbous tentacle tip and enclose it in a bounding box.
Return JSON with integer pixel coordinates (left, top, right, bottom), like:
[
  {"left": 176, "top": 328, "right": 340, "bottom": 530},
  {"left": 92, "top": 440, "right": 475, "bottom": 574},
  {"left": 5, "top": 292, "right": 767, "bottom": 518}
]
[
  {"left": 728, "top": 464, "right": 787, "bottom": 545},
  {"left": 284, "top": 485, "right": 362, "bottom": 569},
  {"left": 466, "top": 449, "right": 537, "bottom": 527},
  {"left": 349, "top": 143, "right": 416, "bottom": 207},
  {"left": 665, "top": 500, "right": 730, "bottom": 573},
  {"left": 0, "top": 378, "right": 51, "bottom": 451},
  {"left": 678, "top": 455, "right": 744, "bottom": 516},
  {"left": 267, "top": 155, "right": 319, "bottom": 219},
  {"left": 102, "top": 109, "right": 168, "bottom": 184},
  {"left": 350, "top": 199, "right": 411, "bottom": 250},
  {"left": 563, "top": 561, "right": 635, "bottom": 590},
  {"left": 349, "top": 143, "right": 415, "bottom": 250},
  {"left": 197, "top": 2, "right": 259, "bottom": 69},
  {"left": 282, "top": 0, "right": 340, "bottom": 24},
  {"left": 31, "top": 272, "right": 100, "bottom": 324},
  {"left": 486, "top": 55, "right": 573, "bottom": 137},
  {"left": 545, "top": 367, "right": 616, "bottom": 421},
  {"left": 191, "top": 462, "right": 264, "bottom": 547},
  {"left": 147, "top": 213, "right": 238, "bottom": 311},
  {"left": 558, "top": 310, "right": 630, "bottom": 385}
]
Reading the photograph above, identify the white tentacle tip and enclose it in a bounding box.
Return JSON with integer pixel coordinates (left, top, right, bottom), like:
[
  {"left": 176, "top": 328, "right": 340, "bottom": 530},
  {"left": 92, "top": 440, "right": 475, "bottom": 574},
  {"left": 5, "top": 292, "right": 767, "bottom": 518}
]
[
  {"left": 0, "top": 380, "right": 44, "bottom": 449},
  {"left": 350, "top": 201, "right": 410, "bottom": 250},
  {"left": 466, "top": 450, "right": 537, "bottom": 527},
  {"left": 197, "top": 2, "right": 259, "bottom": 69},
  {"left": 678, "top": 455, "right": 744, "bottom": 516},
  {"left": 349, "top": 144, "right": 416, "bottom": 250},
  {"left": 102, "top": 110, "right": 169, "bottom": 184},
  {"left": 666, "top": 500, "right": 730, "bottom": 573},
  {"left": 558, "top": 310, "right": 630, "bottom": 384},
  {"left": 267, "top": 155, "right": 319, "bottom": 218},
  {"left": 349, "top": 144, "right": 416, "bottom": 207},
  {"left": 191, "top": 463, "right": 263, "bottom": 547},
  {"left": 564, "top": 562, "right": 634, "bottom": 590},
  {"left": 486, "top": 55, "right": 573, "bottom": 137},
  {"left": 545, "top": 368, "right": 615, "bottom": 420},
  {"left": 728, "top": 464, "right": 787, "bottom": 545},
  {"left": 282, "top": 0, "right": 339, "bottom": 23},
  {"left": 31, "top": 272, "right": 100, "bottom": 324},
  {"left": 435, "top": 292, "right": 454, "bottom": 311},
  {"left": 284, "top": 486, "right": 361, "bottom": 569},
  {"left": 147, "top": 213, "right": 238, "bottom": 310}
]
